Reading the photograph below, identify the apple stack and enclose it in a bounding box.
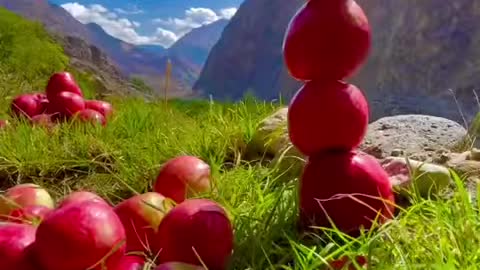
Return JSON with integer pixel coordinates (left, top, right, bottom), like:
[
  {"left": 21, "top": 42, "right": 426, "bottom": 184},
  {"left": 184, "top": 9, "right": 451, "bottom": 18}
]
[
  {"left": 10, "top": 72, "right": 113, "bottom": 128},
  {"left": 0, "top": 155, "right": 233, "bottom": 270},
  {"left": 282, "top": 0, "right": 395, "bottom": 235}
]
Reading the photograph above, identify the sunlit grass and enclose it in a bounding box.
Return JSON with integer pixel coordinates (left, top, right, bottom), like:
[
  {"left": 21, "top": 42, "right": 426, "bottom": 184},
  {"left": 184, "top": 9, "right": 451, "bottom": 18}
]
[{"left": 0, "top": 95, "right": 479, "bottom": 269}]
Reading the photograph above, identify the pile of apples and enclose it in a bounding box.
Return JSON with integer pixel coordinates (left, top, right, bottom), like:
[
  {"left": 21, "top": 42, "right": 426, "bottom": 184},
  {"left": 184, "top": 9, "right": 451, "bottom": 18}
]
[
  {"left": 8, "top": 72, "right": 113, "bottom": 128},
  {"left": 0, "top": 155, "right": 233, "bottom": 270},
  {"left": 282, "top": 0, "right": 395, "bottom": 235}
]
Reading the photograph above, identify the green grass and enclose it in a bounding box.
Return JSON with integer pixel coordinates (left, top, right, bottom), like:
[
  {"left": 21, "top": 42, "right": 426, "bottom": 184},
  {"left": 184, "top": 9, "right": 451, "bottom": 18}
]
[
  {"left": 0, "top": 8, "right": 68, "bottom": 107},
  {"left": 1, "top": 96, "right": 480, "bottom": 269},
  {"left": 0, "top": 7, "right": 107, "bottom": 112}
]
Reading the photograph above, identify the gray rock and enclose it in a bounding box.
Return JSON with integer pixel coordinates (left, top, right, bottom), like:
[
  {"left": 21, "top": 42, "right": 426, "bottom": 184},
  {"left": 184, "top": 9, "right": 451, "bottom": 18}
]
[
  {"left": 390, "top": 149, "right": 404, "bottom": 157},
  {"left": 247, "top": 107, "right": 290, "bottom": 157},
  {"left": 447, "top": 150, "right": 480, "bottom": 178},
  {"left": 470, "top": 148, "right": 480, "bottom": 161},
  {"left": 246, "top": 107, "right": 304, "bottom": 177},
  {"left": 360, "top": 115, "right": 467, "bottom": 160}
]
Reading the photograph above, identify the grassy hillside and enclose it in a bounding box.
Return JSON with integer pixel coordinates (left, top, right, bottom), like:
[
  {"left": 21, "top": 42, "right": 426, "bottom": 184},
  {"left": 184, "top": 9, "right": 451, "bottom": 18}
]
[
  {"left": 0, "top": 7, "right": 101, "bottom": 114},
  {"left": 1, "top": 6, "right": 480, "bottom": 270}
]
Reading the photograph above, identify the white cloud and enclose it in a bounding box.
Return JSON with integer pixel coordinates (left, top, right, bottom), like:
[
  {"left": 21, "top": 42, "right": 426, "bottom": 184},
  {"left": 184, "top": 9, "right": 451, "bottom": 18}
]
[
  {"left": 61, "top": 3, "right": 237, "bottom": 47},
  {"left": 219, "top": 8, "right": 237, "bottom": 19},
  {"left": 152, "top": 7, "right": 237, "bottom": 39},
  {"left": 61, "top": 2, "right": 176, "bottom": 47},
  {"left": 114, "top": 4, "right": 144, "bottom": 15},
  {"left": 132, "top": 21, "right": 141, "bottom": 28},
  {"left": 90, "top": 4, "right": 107, "bottom": 13},
  {"left": 106, "top": 12, "right": 117, "bottom": 19}
]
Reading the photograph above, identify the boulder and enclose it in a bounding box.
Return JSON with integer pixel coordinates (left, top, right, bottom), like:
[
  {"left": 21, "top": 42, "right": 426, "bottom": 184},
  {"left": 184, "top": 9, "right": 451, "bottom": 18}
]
[
  {"left": 447, "top": 149, "right": 480, "bottom": 177},
  {"left": 247, "top": 107, "right": 290, "bottom": 157},
  {"left": 360, "top": 115, "right": 467, "bottom": 160},
  {"left": 246, "top": 107, "right": 304, "bottom": 177}
]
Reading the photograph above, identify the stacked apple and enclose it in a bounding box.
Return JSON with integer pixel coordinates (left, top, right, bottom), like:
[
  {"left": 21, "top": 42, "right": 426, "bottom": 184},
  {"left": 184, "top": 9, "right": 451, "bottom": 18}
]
[
  {"left": 282, "top": 0, "right": 395, "bottom": 235},
  {"left": 0, "top": 155, "right": 233, "bottom": 270},
  {"left": 10, "top": 72, "right": 113, "bottom": 127}
]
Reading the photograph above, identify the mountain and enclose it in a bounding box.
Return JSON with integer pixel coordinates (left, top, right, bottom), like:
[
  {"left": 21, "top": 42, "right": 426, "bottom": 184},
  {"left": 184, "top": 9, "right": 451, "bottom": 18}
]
[
  {"left": 0, "top": 1, "right": 129, "bottom": 94},
  {"left": 193, "top": 0, "right": 303, "bottom": 101},
  {"left": 0, "top": 0, "right": 227, "bottom": 97},
  {"left": 85, "top": 23, "right": 164, "bottom": 74},
  {"left": 136, "top": 45, "right": 167, "bottom": 56},
  {"left": 85, "top": 22, "right": 200, "bottom": 97},
  {"left": 350, "top": 0, "right": 480, "bottom": 122},
  {"left": 0, "top": 6, "right": 130, "bottom": 99},
  {"left": 169, "top": 19, "right": 229, "bottom": 67},
  {"left": 194, "top": 0, "right": 480, "bottom": 123},
  {"left": 0, "top": 0, "right": 92, "bottom": 42},
  {"left": 87, "top": 21, "right": 226, "bottom": 95},
  {"left": 56, "top": 34, "right": 130, "bottom": 95}
]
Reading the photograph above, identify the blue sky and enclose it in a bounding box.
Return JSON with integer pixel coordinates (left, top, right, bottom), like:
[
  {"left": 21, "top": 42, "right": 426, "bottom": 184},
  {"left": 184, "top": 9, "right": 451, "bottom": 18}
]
[{"left": 49, "top": 0, "right": 243, "bottom": 47}]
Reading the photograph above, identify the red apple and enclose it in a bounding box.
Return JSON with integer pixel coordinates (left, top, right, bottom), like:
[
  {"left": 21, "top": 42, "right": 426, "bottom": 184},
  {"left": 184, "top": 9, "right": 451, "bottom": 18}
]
[
  {"left": 17, "top": 259, "right": 38, "bottom": 270},
  {"left": 155, "top": 199, "right": 234, "bottom": 270},
  {"left": 48, "top": 91, "right": 85, "bottom": 118},
  {"left": 73, "top": 109, "right": 107, "bottom": 126},
  {"left": 114, "top": 255, "right": 145, "bottom": 270},
  {"left": 34, "top": 201, "right": 126, "bottom": 270},
  {"left": 114, "top": 192, "right": 174, "bottom": 253},
  {"left": 282, "top": 0, "right": 371, "bottom": 81},
  {"left": 0, "top": 119, "right": 9, "bottom": 129},
  {"left": 0, "top": 183, "right": 54, "bottom": 218},
  {"left": 155, "top": 262, "right": 205, "bottom": 270},
  {"left": 45, "top": 72, "right": 83, "bottom": 101},
  {"left": 154, "top": 156, "right": 211, "bottom": 203},
  {"left": 0, "top": 222, "right": 37, "bottom": 269},
  {"left": 85, "top": 100, "right": 114, "bottom": 118},
  {"left": 57, "top": 191, "right": 109, "bottom": 209},
  {"left": 30, "top": 114, "right": 54, "bottom": 128},
  {"left": 8, "top": 205, "right": 52, "bottom": 225},
  {"left": 18, "top": 245, "right": 42, "bottom": 270},
  {"left": 328, "top": 255, "right": 367, "bottom": 270},
  {"left": 299, "top": 150, "right": 395, "bottom": 236},
  {"left": 33, "top": 92, "right": 49, "bottom": 107},
  {"left": 288, "top": 80, "right": 369, "bottom": 156},
  {"left": 11, "top": 93, "right": 48, "bottom": 118}
]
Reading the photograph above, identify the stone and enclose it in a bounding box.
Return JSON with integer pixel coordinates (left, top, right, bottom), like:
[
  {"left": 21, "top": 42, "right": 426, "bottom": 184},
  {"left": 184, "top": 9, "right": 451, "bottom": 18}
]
[
  {"left": 447, "top": 151, "right": 480, "bottom": 178},
  {"left": 360, "top": 115, "right": 467, "bottom": 161},
  {"left": 246, "top": 107, "right": 305, "bottom": 177},
  {"left": 433, "top": 153, "right": 450, "bottom": 164},
  {"left": 390, "top": 149, "right": 404, "bottom": 157},
  {"left": 470, "top": 148, "right": 480, "bottom": 161},
  {"left": 381, "top": 157, "right": 452, "bottom": 198},
  {"left": 247, "top": 107, "right": 289, "bottom": 157}
]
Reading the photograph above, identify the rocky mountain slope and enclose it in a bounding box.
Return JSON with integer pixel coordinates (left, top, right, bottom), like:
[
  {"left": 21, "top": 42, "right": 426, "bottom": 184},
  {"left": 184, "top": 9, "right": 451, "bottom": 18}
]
[
  {"left": 169, "top": 19, "right": 229, "bottom": 67},
  {"left": 0, "top": 0, "right": 226, "bottom": 96},
  {"left": 0, "top": 4, "right": 129, "bottom": 94},
  {"left": 194, "top": 0, "right": 303, "bottom": 101},
  {"left": 56, "top": 35, "right": 130, "bottom": 95},
  {"left": 194, "top": 0, "right": 480, "bottom": 123},
  {"left": 0, "top": 0, "right": 92, "bottom": 43},
  {"left": 85, "top": 23, "right": 202, "bottom": 92}
]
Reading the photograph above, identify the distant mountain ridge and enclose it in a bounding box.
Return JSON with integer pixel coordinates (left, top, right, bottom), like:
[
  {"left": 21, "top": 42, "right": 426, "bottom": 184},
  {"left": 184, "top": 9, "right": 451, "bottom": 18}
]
[
  {"left": 0, "top": 0, "right": 227, "bottom": 97},
  {"left": 194, "top": 0, "right": 480, "bottom": 122},
  {"left": 0, "top": 0, "right": 92, "bottom": 42},
  {"left": 169, "top": 19, "right": 229, "bottom": 67},
  {"left": 194, "top": 0, "right": 303, "bottom": 101}
]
